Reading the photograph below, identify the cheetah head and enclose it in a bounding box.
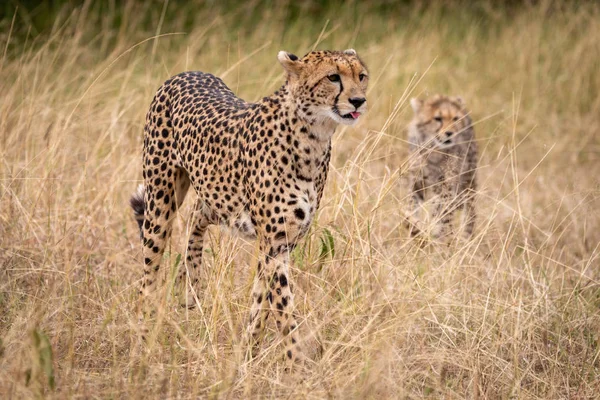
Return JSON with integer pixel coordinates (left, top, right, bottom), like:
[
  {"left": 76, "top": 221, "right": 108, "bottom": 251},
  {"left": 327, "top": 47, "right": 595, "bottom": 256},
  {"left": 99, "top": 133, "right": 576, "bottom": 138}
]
[
  {"left": 278, "top": 49, "right": 369, "bottom": 126},
  {"left": 410, "top": 95, "right": 471, "bottom": 149}
]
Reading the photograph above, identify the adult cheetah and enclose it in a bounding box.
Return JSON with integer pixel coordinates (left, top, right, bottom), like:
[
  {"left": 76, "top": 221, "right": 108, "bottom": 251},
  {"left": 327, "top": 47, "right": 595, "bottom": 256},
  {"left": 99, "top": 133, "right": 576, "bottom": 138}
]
[
  {"left": 407, "top": 95, "right": 478, "bottom": 239},
  {"left": 130, "top": 49, "right": 368, "bottom": 365}
]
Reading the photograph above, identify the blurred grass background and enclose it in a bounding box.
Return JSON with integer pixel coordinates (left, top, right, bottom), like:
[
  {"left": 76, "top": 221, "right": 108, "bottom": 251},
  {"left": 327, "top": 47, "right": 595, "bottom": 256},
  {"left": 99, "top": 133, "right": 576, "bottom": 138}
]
[{"left": 1, "top": 0, "right": 599, "bottom": 398}]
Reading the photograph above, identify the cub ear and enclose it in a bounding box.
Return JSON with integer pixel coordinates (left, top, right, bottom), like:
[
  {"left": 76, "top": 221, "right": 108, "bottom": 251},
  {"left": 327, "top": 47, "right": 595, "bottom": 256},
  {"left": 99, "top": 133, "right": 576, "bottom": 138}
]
[
  {"left": 452, "top": 96, "right": 465, "bottom": 108},
  {"left": 410, "top": 98, "right": 423, "bottom": 114},
  {"left": 343, "top": 48, "right": 357, "bottom": 56},
  {"left": 277, "top": 51, "right": 302, "bottom": 77}
]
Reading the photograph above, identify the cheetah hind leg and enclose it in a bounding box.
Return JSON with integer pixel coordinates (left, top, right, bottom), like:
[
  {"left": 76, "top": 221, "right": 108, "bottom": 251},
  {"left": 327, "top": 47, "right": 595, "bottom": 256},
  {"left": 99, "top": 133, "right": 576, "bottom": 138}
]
[
  {"left": 179, "top": 209, "right": 209, "bottom": 308},
  {"left": 133, "top": 165, "right": 183, "bottom": 336},
  {"left": 158, "top": 167, "right": 205, "bottom": 309},
  {"left": 407, "top": 179, "right": 425, "bottom": 237}
]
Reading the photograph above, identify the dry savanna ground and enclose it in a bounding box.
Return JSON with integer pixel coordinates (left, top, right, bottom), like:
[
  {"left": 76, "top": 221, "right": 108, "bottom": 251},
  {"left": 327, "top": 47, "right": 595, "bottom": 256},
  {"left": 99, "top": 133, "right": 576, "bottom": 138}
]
[{"left": 1, "top": 1, "right": 600, "bottom": 398}]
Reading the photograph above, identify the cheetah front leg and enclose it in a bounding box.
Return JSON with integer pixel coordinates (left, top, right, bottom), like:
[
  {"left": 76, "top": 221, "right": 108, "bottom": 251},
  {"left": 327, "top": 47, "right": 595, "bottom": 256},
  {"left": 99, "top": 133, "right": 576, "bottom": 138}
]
[
  {"left": 246, "top": 241, "right": 304, "bottom": 369},
  {"left": 245, "top": 259, "right": 270, "bottom": 359},
  {"left": 461, "top": 190, "right": 476, "bottom": 238},
  {"left": 265, "top": 244, "right": 304, "bottom": 368},
  {"left": 431, "top": 180, "right": 456, "bottom": 241}
]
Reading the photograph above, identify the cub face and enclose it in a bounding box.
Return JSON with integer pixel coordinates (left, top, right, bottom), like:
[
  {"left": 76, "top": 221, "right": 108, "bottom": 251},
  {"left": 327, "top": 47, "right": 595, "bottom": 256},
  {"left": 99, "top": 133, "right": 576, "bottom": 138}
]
[
  {"left": 278, "top": 49, "right": 369, "bottom": 126},
  {"left": 410, "top": 95, "right": 470, "bottom": 149}
]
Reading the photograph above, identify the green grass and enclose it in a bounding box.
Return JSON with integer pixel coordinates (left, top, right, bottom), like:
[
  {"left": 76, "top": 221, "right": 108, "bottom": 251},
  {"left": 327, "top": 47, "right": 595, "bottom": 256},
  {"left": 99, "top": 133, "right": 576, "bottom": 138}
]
[{"left": 1, "top": 0, "right": 599, "bottom": 398}]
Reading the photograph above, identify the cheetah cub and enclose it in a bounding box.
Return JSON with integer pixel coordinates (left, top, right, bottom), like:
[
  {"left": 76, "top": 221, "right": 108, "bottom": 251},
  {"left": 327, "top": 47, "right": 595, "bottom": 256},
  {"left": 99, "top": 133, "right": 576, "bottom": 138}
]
[
  {"left": 407, "top": 95, "right": 478, "bottom": 240},
  {"left": 130, "top": 50, "right": 368, "bottom": 366}
]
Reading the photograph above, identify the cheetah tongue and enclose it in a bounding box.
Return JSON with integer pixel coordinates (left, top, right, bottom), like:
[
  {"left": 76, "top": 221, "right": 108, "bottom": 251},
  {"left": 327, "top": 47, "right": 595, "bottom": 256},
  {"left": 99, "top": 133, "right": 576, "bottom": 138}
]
[{"left": 349, "top": 112, "right": 361, "bottom": 119}]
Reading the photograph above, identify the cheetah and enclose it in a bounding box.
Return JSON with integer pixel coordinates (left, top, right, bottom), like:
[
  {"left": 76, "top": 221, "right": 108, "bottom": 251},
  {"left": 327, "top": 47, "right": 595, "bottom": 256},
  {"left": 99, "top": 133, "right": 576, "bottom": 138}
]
[
  {"left": 130, "top": 49, "right": 368, "bottom": 366},
  {"left": 406, "top": 95, "right": 478, "bottom": 240}
]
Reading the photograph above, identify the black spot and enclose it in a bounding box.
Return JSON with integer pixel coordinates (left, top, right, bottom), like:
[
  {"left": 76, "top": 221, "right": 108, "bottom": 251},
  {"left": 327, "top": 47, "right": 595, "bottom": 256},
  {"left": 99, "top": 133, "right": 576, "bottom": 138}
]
[
  {"left": 294, "top": 208, "right": 305, "bottom": 220},
  {"left": 279, "top": 274, "right": 288, "bottom": 287},
  {"left": 275, "top": 231, "right": 286, "bottom": 240}
]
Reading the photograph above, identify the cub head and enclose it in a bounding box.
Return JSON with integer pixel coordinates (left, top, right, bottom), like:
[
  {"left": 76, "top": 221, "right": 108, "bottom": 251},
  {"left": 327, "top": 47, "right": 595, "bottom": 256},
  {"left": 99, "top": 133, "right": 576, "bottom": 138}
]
[
  {"left": 278, "top": 49, "right": 368, "bottom": 126},
  {"left": 410, "top": 95, "right": 471, "bottom": 149}
]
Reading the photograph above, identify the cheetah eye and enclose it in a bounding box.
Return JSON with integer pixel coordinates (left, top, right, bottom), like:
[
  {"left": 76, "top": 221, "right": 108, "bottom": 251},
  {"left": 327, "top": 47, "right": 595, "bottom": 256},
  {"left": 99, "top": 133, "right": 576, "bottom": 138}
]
[
  {"left": 327, "top": 74, "right": 341, "bottom": 82},
  {"left": 452, "top": 116, "right": 459, "bottom": 121},
  {"left": 434, "top": 116, "right": 443, "bottom": 122},
  {"left": 359, "top": 73, "right": 367, "bottom": 82}
]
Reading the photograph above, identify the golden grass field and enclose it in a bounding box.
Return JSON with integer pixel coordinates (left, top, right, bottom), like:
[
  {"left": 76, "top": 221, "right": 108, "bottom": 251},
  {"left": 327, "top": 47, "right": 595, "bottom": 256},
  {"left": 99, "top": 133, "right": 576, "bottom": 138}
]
[{"left": 1, "top": 1, "right": 600, "bottom": 398}]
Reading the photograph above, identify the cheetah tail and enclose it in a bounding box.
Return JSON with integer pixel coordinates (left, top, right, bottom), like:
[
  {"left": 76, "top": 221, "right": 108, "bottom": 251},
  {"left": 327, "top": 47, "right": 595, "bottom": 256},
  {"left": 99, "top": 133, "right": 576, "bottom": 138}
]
[{"left": 130, "top": 184, "right": 145, "bottom": 238}]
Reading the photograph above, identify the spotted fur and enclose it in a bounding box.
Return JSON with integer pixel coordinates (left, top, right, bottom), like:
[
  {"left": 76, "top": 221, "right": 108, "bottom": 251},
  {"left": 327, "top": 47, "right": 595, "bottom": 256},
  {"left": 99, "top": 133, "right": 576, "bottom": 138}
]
[
  {"left": 407, "top": 95, "right": 478, "bottom": 239},
  {"left": 130, "top": 49, "right": 368, "bottom": 366}
]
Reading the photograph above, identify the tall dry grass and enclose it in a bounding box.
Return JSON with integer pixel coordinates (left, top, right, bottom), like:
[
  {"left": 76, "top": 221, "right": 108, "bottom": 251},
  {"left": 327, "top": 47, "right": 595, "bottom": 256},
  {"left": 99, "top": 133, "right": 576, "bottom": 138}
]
[{"left": 1, "top": 1, "right": 599, "bottom": 398}]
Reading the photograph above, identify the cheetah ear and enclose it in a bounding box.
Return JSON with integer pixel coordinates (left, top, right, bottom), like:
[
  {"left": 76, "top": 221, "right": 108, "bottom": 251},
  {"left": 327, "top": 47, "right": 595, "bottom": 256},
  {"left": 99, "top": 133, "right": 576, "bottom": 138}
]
[
  {"left": 278, "top": 51, "right": 302, "bottom": 77},
  {"left": 410, "top": 98, "right": 423, "bottom": 114},
  {"left": 452, "top": 96, "right": 465, "bottom": 108},
  {"left": 343, "top": 48, "right": 357, "bottom": 56}
]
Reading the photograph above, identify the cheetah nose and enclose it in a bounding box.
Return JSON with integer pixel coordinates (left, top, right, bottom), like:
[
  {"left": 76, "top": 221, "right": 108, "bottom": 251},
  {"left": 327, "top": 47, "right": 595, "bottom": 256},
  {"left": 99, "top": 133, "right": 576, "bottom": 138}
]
[
  {"left": 349, "top": 97, "right": 366, "bottom": 109},
  {"left": 445, "top": 131, "right": 454, "bottom": 137}
]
